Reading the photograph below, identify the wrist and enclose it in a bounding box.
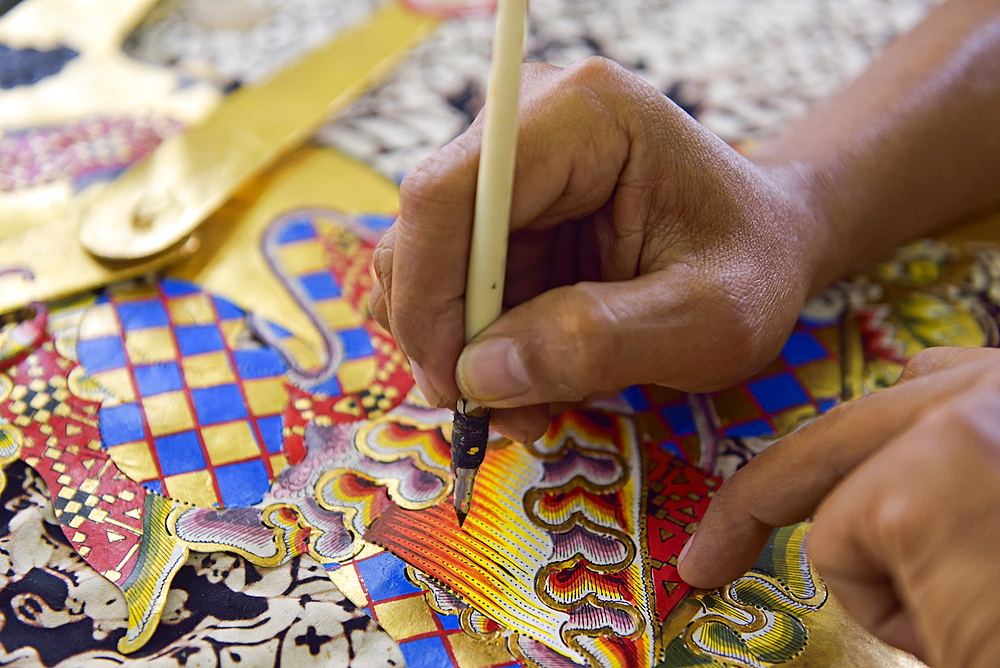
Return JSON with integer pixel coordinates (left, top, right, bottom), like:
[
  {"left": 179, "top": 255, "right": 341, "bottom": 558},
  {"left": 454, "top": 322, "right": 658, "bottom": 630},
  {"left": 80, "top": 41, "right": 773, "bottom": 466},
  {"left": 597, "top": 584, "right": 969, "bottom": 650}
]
[{"left": 752, "top": 156, "right": 852, "bottom": 298}]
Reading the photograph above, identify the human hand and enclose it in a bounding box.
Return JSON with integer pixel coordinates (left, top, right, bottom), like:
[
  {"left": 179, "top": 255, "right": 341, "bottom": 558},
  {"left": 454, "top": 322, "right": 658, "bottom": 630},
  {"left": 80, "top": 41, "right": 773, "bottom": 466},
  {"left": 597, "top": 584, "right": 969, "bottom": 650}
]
[
  {"left": 678, "top": 346, "right": 1000, "bottom": 668},
  {"left": 369, "top": 57, "right": 831, "bottom": 443}
]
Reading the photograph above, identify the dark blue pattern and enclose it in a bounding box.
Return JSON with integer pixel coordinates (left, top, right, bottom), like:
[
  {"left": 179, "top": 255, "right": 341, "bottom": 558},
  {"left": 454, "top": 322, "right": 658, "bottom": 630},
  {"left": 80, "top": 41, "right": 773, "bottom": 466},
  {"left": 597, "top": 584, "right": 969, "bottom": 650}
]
[{"left": 0, "top": 43, "right": 79, "bottom": 90}]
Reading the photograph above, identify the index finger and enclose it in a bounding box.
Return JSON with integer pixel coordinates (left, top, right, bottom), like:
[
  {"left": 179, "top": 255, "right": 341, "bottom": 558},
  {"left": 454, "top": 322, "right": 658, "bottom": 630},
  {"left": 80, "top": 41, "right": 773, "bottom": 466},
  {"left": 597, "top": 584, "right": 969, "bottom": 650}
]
[
  {"left": 677, "top": 357, "right": 1000, "bottom": 588},
  {"left": 385, "top": 60, "right": 637, "bottom": 405},
  {"left": 389, "top": 134, "right": 481, "bottom": 406}
]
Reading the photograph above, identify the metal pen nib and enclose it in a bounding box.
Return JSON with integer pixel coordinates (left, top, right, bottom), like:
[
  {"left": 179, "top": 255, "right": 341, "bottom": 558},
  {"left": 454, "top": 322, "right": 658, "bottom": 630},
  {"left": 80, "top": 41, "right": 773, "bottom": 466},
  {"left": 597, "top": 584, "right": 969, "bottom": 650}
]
[
  {"left": 451, "top": 398, "right": 490, "bottom": 528},
  {"left": 454, "top": 467, "right": 478, "bottom": 527}
]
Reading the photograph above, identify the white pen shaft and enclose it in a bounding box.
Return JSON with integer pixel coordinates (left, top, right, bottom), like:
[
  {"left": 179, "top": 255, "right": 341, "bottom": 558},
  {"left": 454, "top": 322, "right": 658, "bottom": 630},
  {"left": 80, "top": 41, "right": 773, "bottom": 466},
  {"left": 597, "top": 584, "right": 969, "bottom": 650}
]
[{"left": 465, "top": 0, "right": 527, "bottom": 343}]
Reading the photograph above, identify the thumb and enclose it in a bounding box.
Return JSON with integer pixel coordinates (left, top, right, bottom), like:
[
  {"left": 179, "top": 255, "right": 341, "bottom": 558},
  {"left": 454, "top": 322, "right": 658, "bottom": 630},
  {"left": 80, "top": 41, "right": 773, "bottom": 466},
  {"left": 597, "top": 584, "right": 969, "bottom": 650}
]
[{"left": 455, "top": 268, "right": 755, "bottom": 408}]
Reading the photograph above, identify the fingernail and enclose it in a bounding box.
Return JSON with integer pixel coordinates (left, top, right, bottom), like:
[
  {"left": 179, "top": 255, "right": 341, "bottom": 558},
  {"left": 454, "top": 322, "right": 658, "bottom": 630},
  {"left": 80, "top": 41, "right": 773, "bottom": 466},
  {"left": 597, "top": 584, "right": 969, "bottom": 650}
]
[
  {"left": 491, "top": 423, "right": 529, "bottom": 445},
  {"left": 457, "top": 337, "right": 531, "bottom": 402},
  {"left": 410, "top": 362, "right": 443, "bottom": 407},
  {"left": 678, "top": 533, "right": 696, "bottom": 567}
]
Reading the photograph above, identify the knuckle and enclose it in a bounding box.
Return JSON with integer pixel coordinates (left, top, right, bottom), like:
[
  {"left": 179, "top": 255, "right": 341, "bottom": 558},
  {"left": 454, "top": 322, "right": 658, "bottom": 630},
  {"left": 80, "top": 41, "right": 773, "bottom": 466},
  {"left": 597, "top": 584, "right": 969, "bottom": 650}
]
[
  {"left": 399, "top": 158, "right": 452, "bottom": 219},
  {"left": 372, "top": 233, "right": 395, "bottom": 285},
  {"left": 872, "top": 489, "right": 923, "bottom": 557},
  {"left": 372, "top": 225, "right": 396, "bottom": 258},
  {"left": 372, "top": 247, "right": 393, "bottom": 288},
  {"left": 899, "top": 347, "right": 951, "bottom": 381},
  {"left": 549, "top": 58, "right": 627, "bottom": 119},
  {"left": 562, "top": 55, "right": 624, "bottom": 87},
  {"left": 560, "top": 56, "right": 665, "bottom": 131},
  {"left": 559, "top": 57, "right": 637, "bottom": 117},
  {"left": 398, "top": 144, "right": 475, "bottom": 224}
]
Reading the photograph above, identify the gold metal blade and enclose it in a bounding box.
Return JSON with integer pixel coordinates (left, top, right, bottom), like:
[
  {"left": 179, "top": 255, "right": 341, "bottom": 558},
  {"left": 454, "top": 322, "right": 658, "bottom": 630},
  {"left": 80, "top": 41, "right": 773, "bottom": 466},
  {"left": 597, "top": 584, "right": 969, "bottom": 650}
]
[{"left": 78, "top": 1, "right": 435, "bottom": 260}]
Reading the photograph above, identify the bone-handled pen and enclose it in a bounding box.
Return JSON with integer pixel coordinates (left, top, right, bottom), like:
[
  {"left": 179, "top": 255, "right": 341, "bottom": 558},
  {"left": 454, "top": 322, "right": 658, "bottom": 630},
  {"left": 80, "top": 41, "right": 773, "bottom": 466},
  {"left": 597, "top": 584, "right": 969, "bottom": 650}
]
[{"left": 452, "top": 0, "right": 527, "bottom": 527}]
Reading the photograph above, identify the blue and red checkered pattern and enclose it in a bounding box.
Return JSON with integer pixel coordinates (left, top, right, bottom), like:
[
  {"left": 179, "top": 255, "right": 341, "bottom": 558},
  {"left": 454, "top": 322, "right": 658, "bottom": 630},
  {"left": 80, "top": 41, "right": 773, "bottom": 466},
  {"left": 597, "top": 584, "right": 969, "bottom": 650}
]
[
  {"left": 75, "top": 210, "right": 395, "bottom": 507},
  {"left": 622, "top": 318, "right": 842, "bottom": 446},
  {"left": 77, "top": 278, "right": 289, "bottom": 507},
  {"left": 713, "top": 319, "right": 840, "bottom": 439}
]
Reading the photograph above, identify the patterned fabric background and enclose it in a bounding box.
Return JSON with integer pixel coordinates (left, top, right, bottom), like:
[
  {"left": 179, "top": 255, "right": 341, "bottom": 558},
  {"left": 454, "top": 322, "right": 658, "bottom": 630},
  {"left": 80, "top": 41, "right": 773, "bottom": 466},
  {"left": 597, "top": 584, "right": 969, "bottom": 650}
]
[
  {"left": 122, "top": 0, "right": 943, "bottom": 179},
  {"left": 0, "top": 459, "right": 403, "bottom": 667}
]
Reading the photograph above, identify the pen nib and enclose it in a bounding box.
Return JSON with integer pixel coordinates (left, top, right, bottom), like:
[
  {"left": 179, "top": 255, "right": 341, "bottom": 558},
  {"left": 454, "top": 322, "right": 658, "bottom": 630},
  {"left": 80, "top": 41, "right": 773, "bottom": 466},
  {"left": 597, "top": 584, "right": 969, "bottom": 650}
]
[{"left": 453, "top": 465, "right": 477, "bottom": 529}]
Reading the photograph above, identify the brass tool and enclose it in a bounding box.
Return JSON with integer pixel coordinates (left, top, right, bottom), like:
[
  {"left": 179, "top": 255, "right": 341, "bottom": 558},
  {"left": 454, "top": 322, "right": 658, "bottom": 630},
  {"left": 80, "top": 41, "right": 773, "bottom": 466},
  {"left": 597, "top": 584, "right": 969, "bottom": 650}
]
[
  {"left": 78, "top": 1, "right": 435, "bottom": 261},
  {"left": 0, "top": 2, "right": 436, "bottom": 315}
]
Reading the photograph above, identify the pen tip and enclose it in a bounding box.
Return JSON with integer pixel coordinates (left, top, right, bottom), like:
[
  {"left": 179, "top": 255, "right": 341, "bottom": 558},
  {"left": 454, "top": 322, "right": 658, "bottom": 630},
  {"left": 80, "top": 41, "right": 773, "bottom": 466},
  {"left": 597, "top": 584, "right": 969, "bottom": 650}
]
[{"left": 456, "top": 510, "right": 467, "bottom": 527}]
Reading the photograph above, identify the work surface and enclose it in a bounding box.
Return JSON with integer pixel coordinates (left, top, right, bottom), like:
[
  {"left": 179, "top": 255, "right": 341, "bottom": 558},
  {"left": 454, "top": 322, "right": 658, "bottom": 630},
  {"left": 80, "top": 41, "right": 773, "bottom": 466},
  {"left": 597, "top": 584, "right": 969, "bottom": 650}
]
[{"left": 0, "top": 0, "right": 989, "bottom": 666}]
